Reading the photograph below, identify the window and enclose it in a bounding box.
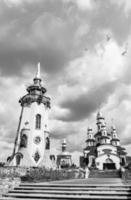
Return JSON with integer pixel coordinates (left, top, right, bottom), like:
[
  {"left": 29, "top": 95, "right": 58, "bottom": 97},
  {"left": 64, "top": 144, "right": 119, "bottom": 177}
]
[
  {"left": 45, "top": 137, "right": 50, "bottom": 150},
  {"left": 20, "top": 134, "right": 27, "bottom": 148},
  {"left": 35, "top": 114, "right": 41, "bottom": 129}
]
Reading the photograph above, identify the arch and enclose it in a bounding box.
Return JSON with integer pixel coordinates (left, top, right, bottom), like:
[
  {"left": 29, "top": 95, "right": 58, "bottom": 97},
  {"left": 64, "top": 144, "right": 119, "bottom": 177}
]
[
  {"left": 105, "top": 158, "right": 113, "bottom": 163},
  {"left": 20, "top": 134, "right": 28, "bottom": 148},
  {"left": 35, "top": 114, "right": 41, "bottom": 129},
  {"left": 45, "top": 137, "right": 50, "bottom": 150},
  {"left": 15, "top": 152, "right": 23, "bottom": 166}
]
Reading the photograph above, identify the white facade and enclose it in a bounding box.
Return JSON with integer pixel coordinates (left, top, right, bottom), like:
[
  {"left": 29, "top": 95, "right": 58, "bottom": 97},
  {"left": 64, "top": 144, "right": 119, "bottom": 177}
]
[
  {"left": 83, "top": 112, "right": 127, "bottom": 170},
  {"left": 96, "top": 145, "right": 120, "bottom": 170},
  {"left": 10, "top": 64, "right": 52, "bottom": 167}
]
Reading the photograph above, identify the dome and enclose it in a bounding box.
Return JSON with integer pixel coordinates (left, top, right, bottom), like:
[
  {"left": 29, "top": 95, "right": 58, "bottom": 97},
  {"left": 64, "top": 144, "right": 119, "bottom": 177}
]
[
  {"left": 96, "top": 111, "right": 104, "bottom": 120},
  {"left": 87, "top": 127, "right": 92, "bottom": 132},
  {"left": 112, "top": 124, "right": 116, "bottom": 131},
  {"left": 62, "top": 139, "right": 66, "bottom": 145}
]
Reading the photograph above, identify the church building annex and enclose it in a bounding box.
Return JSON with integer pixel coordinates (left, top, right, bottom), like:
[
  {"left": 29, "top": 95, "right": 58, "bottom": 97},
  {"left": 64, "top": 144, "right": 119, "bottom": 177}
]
[{"left": 81, "top": 112, "right": 127, "bottom": 170}]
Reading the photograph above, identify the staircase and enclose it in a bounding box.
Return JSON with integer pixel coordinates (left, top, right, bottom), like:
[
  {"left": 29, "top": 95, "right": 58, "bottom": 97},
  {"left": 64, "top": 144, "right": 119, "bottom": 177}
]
[
  {"left": 1, "top": 178, "right": 131, "bottom": 200},
  {"left": 89, "top": 170, "right": 121, "bottom": 178}
]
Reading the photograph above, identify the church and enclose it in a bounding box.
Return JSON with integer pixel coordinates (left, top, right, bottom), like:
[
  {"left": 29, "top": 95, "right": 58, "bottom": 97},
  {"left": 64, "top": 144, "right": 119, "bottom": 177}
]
[
  {"left": 7, "top": 64, "right": 127, "bottom": 170},
  {"left": 57, "top": 139, "right": 72, "bottom": 169},
  {"left": 81, "top": 112, "right": 127, "bottom": 170},
  {"left": 8, "top": 63, "right": 53, "bottom": 167}
]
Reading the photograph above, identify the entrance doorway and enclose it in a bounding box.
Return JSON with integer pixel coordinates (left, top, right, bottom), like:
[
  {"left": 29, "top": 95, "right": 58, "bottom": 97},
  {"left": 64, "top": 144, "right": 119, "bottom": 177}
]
[
  {"left": 103, "top": 157, "right": 116, "bottom": 170},
  {"left": 103, "top": 163, "right": 116, "bottom": 170}
]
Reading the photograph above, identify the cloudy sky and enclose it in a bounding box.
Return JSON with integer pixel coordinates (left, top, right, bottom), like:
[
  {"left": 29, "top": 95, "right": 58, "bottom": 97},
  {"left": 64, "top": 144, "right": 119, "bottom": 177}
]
[{"left": 0, "top": 0, "right": 131, "bottom": 165}]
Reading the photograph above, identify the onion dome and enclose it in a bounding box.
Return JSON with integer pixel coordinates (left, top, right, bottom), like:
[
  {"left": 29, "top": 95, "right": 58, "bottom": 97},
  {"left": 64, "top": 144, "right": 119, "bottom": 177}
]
[
  {"left": 96, "top": 111, "right": 104, "bottom": 120},
  {"left": 87, "top": 127, "right": 93, "bottom": 134}
]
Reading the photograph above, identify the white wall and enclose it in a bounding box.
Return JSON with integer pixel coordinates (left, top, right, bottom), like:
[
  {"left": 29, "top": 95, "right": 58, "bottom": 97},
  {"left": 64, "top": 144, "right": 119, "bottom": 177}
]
[
  {"left": 95, "top": 154, "right": 120, "bottom": 170},
  {"left": 18, "top": 102, "right": 49, "bottom": 167}
]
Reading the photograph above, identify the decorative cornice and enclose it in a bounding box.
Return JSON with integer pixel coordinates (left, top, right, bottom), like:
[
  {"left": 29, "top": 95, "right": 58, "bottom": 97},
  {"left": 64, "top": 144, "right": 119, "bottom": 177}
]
[
  {"left": 19, "top": 94, "right": 51, "bottom": 108},
  {"left": 27, "top": 84, "right": 46, "bottom": 94}
]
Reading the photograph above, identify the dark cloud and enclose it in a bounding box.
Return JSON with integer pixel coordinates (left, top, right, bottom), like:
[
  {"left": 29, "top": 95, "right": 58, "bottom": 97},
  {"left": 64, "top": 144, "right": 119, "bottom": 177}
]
[
  {"left": 0, "top": 0, "right": 130, "bottom": 78},
  {"left": 0, "top": 0, "right": 84, "bottom": 77},
  {"left": 58, "top": 81, "right": 117, "bottom": 122},
  {"left": 0, "top": 0, "right": 131, "bottom": 159}
]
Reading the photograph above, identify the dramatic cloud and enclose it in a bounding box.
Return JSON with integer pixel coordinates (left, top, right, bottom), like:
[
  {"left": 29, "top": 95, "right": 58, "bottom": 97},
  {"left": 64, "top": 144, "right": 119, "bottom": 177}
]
[
  {"left": 0, "top": 0, "right": 131, "bottom": 164},
  {"left": 58, "top": 81, "right": 117, "bottom": 121}
]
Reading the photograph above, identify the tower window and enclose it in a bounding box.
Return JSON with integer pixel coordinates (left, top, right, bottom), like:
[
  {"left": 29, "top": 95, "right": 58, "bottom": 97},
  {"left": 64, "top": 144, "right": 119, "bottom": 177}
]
[{"left": 35, "top": 114, "right": 41, "bottom": 129}]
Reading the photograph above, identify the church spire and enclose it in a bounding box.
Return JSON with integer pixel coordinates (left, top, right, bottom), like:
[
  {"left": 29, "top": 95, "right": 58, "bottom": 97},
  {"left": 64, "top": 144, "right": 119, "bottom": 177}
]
[
  {"left": 34, "top": 62, "right": 41, "bottom": 85},
  {"left": 36, "top": 62, "right": 41, "bottom": 79}
]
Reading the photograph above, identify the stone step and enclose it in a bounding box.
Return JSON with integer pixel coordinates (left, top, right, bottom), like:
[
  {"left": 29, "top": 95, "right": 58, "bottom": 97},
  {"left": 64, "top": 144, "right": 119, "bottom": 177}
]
[
  {"left": 2, "top": 178, "right": 131, "bottom": 200},
  {"left": 19, "top": 183, "right": 128, "bottom": 188},
  {"left": 2, "top": 197, "right": 131, "bottom": 200},
  {"left": 20, "top": 178, "right": 123, "bottom": 185},
  {"left": 14, "top": 186, "right": 131, "bottom": 191},
  {"left": 8, "top": 189, "right": 131, "bottom": 195},
  {"left": 4, "top": 193, "right": 131, "bottom": 200}
]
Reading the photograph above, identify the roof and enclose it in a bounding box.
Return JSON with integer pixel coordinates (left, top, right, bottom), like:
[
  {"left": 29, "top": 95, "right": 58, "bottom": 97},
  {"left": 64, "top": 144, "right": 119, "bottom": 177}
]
[
  {"left": 86, "top": 139, "right": 95, "bottom": 142},
  {"left": 111, "top": 138, "right": 120, "bottom": 142},
  {"left": 116, "top": 146, "right": 127, "bottom": 155},
  {"left": 84, "top": 146, "right": 97, "bottom": 156},
  {"left": 97, "top": 111, "right": 104, "bottom": 120},
  {"left": 117, "top": 146, "right": 126, "bottom": 151},
  {"left": 118, "top": 151, "right": 127, "bottom": 155},
  {"left": 87, "top": 151, "right": 96, "bottom": 156},
  {"left": 84, "top": 146, "right": 97, "bottom": 151},
  {"left": 100, "top": 136, "right": 110, "bottom": 139},
  {"left": 94, "top": 131, "right": 101, "bottom": 138},
  {"left": 84, "top": 146, "right": 94, "bottom": 151}
]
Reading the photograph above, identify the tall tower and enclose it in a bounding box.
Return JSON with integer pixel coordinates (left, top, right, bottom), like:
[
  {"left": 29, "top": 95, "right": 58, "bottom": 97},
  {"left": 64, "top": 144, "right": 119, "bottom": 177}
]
[{"left": 10, "top": 63, "right": 51, "bottom": 167}]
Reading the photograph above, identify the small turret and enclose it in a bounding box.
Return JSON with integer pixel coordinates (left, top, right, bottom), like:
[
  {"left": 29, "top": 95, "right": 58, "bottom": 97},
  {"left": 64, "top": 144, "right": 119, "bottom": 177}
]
[
  {"left": 62, "top": 139, "right": 67, "bottom": 153},
  {"left": 111, "top": 125, "right": 120, "bottom": 146},
  {"left": 101, "top": 124, "right": 107, "bottom": 136},
  {"left": 57, "top": 139, "right": 72, "bottom": 169},
  {"left": 96, "top": 111, "right": 103, "bottom": 120},
  {"left": 96, "top": 111, "right": 105, "bottom": 131},
  {"left": 86, "top": 127, "right": 95, "bottom": 147},
  {"left": 100, "top": 123, "right": 110, "bottom": 144}
]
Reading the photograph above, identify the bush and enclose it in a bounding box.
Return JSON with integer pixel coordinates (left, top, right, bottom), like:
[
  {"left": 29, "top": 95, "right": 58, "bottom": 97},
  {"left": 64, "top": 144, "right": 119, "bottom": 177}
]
[{"left": 21, "top": 167, "right": 84, "bottom": 182}]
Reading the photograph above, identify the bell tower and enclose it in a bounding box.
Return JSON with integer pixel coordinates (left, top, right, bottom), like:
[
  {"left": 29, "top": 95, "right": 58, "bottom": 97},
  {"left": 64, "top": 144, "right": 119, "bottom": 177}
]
[{"left": 10, "top": 63, "right": 51, "bottom": 167}]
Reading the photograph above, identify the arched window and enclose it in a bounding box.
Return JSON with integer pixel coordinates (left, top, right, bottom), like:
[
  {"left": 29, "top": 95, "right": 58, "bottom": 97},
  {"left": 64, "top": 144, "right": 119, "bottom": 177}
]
[
  {"left": 16, "top": 153, "right": 23, "bottom": 166},
  {"left": 20, "top": 134, "right": 28, "bottom": 148},
  {"left": 45, "top": 137, "right": 50, "bottom": 150},
  {"left": 35, "top": 114, "right": 41, "bottom": 129}
]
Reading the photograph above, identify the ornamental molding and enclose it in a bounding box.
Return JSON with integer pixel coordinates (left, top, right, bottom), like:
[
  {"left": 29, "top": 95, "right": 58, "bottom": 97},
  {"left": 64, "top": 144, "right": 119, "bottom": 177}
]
[{"left": 19, "top": 94, "right": 51, "bottom": 108}]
